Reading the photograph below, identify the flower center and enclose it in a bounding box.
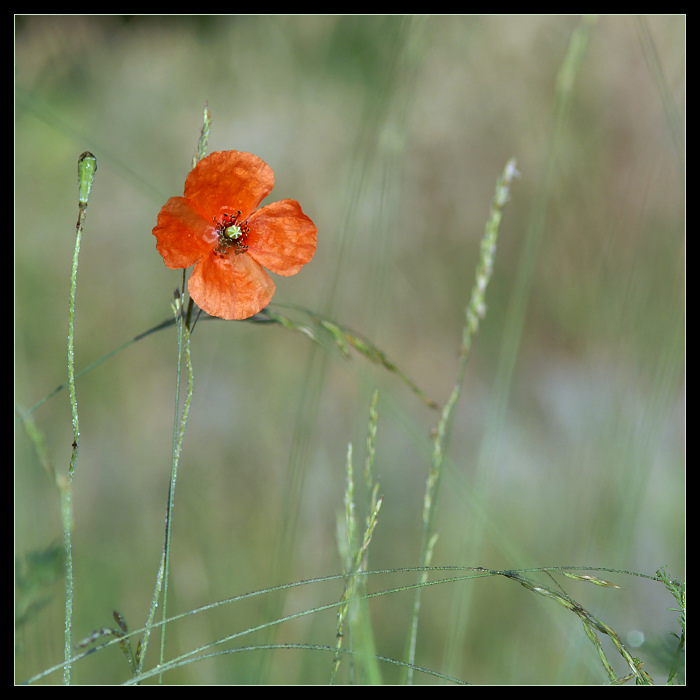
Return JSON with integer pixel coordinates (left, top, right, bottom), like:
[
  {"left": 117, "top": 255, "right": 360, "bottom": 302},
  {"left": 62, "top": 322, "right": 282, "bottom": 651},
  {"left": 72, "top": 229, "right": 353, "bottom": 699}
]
[{"left": 214, "top": 211, "right": 250, "bottom": 256}]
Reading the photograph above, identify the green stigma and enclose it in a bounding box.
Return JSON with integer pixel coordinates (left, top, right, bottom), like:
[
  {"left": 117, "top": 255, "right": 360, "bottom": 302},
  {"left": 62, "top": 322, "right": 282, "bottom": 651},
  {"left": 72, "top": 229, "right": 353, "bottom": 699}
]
[
  {"left": 214, "top": 211, "right": 250, "bottom": 256},
  {"left": 224, "top": 224, "right": 243, "bottom": 240}
]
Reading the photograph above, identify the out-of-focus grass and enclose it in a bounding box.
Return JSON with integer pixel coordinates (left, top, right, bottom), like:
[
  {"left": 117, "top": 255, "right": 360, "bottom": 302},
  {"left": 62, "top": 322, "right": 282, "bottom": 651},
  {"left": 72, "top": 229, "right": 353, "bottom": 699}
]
[{"left": 15, "top": 15, "right": 684, "bottom": 684}]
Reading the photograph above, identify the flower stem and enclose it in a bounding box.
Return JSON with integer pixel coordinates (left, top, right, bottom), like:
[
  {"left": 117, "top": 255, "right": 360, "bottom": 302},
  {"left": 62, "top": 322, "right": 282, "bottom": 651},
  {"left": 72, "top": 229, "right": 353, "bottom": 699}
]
[
  {"left": 160, "top": 299, "right": 194, "bottom": 680},
  {"left": 62, "top": 151, "right": 97, "bottom": 684},
  {"left": 136, "top": 293, "right": 194, "bottom": 683},
  {"left": 139, "top": 107, "right": 207, "bottom": 680}
]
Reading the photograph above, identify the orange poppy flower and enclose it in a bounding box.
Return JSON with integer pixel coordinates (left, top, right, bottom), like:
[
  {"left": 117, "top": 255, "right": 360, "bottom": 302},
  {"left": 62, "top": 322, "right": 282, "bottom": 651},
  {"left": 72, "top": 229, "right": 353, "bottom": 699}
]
[{"left": 153, "top": 150, "right": 317, "bottom": 320}]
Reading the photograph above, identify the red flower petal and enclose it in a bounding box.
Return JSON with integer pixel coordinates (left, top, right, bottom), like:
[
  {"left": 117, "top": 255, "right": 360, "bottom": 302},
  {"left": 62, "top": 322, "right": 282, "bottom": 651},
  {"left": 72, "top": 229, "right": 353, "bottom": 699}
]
[
  {"left": 153, "top": 196, "right": 218, "bottom": 269},
  {"left": 184, "top": 151, "right": 275, "bottom": 221},
  {"left": 187, "top": 251, "right": 276, "bottom": 320},
  {"left": 152, "top": 150, "right": 317, "bottom": 320},
  {"left": 247, "top": 199, "right": 317, "bottom": 276}
]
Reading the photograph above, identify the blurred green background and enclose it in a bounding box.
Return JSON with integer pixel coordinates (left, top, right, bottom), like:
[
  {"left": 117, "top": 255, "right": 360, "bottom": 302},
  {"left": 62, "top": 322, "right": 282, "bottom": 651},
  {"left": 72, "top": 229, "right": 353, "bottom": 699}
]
[{"left": 15, "top": 15, "right": 684, "bottom": 684}]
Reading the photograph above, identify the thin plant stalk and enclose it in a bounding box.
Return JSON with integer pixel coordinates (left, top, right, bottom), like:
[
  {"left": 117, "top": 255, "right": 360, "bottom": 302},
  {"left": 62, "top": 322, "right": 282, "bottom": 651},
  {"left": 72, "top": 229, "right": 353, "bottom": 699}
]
[
  {"left": 160, "top": 294, "right": 194, "bottom": 678},
  {"left": 138, "top": 105, "right": 210, "bottom": 681},
  {"left": 62, "top": 151, "right": 97, "bottom": 684},
  {"left": 332, "top": 390, "right": 383, "bottom": 684},
  {"left": 440, "top": 17, "right": 597, "bottom": 675},
  {"left": 404, "top": 158, "right": 518, "bottom": 683},
  {"left": 136, "top": 286, "right": 195, "bottom": 684}
]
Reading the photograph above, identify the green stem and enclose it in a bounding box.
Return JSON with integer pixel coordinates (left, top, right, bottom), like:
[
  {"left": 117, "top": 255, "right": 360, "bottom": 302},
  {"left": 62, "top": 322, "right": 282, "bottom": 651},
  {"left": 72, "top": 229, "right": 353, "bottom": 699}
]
[
  {"left": 404, "top": 158, "right": 517, "bottom": 683},
  {"left": 139, "top": 107, "right": 208, "bottom": 679},
  {"left": 62, "top": 151, "right": 97, "bottom": 684},
  {"left": 137, "top": 295, "right": 194, "bottom": 682},
  {"left": 160, "top": 305, "right": 194, "bottom": 680}
]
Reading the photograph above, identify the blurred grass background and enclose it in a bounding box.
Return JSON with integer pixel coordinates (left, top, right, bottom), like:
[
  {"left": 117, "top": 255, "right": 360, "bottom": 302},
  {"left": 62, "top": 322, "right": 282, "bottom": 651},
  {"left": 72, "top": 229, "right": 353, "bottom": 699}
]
[{"left": 15, "top": 15, "right": 684, "bottom": 684}]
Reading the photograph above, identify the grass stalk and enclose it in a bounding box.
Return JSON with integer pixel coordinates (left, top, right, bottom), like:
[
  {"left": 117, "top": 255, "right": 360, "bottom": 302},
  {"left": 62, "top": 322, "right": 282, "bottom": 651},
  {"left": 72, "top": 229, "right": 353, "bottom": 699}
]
[
  {"left": 332, "top": 390, "right": 383, "bottom": 684},
  {"left": 439, "top": 17, "right": 597, "bottom": 676},
  {"left": 404, "top": 158, "right": 518, "bottom": 683}
]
